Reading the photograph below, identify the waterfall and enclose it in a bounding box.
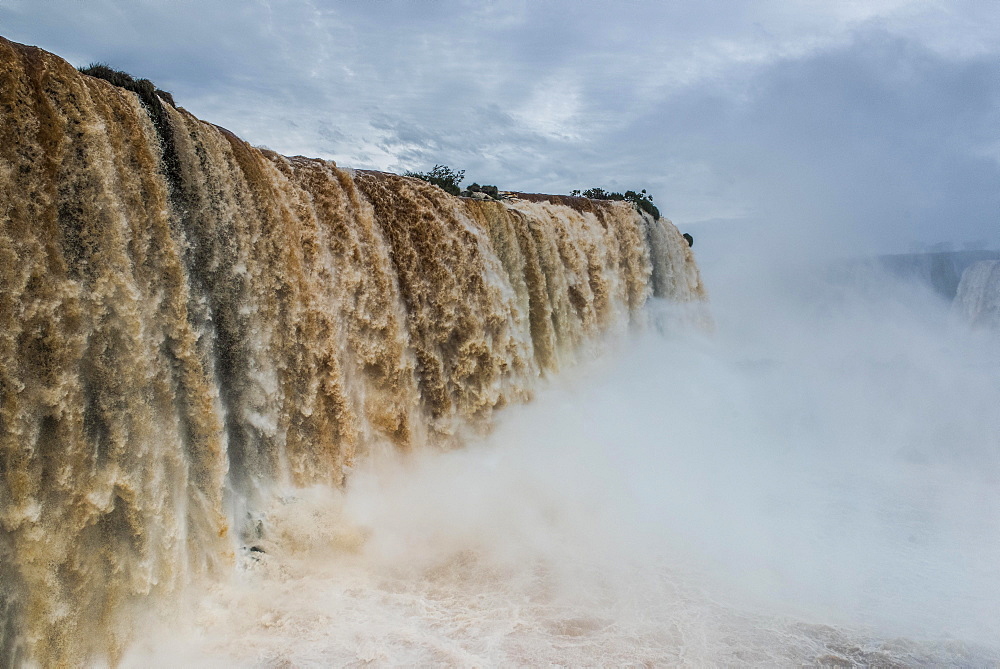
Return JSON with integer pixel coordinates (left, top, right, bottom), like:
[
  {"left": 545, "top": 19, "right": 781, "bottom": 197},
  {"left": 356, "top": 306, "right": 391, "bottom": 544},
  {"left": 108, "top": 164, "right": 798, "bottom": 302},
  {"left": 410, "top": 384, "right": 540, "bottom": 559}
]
[
  {"left": 955, "top": 260, "right": 1000, "bottom": 330},
  {"left": 0, "top": 37, "right": 704, "bottom": 665}
]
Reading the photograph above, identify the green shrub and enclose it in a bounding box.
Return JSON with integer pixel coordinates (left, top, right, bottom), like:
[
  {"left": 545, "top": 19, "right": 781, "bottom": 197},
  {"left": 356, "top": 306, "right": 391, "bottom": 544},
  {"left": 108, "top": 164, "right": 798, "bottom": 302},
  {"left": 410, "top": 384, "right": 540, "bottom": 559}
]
[
  {"left": 405, "top": 164, "right": 465, "bottom": 196},
  {"left": 571, "top": 187, "right": 660, "bottom": 219},
  {"left": 461, "top": 182, "right": 503, "bottom": 200}
]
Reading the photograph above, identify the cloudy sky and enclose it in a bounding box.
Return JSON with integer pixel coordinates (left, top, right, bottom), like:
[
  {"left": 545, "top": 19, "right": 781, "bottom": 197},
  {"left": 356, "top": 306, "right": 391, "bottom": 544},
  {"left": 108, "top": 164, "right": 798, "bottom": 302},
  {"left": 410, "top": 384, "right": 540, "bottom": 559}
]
[{"left": 2, "top": 0, "right": 998, "bottom": 257}]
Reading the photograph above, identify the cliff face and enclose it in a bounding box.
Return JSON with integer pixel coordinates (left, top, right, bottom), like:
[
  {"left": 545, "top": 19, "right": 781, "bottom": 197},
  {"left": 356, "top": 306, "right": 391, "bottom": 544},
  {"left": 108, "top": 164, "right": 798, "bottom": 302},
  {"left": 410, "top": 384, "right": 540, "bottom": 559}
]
[{"left": 0, "top": 37, "right": 705, "bottom": 665}]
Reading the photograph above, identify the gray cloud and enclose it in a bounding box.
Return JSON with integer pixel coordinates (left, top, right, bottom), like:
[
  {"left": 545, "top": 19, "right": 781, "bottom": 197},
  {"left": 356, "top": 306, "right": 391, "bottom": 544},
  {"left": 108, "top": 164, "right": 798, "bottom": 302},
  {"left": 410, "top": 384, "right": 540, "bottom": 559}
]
[{"left": 646, "top": 30, "right": 1000, "bottom": 257}]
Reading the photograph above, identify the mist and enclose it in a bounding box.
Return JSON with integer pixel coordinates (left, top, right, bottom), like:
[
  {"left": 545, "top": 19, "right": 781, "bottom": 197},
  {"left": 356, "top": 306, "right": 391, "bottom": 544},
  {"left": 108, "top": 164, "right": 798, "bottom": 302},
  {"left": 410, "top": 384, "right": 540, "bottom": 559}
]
[{"left": 128, "top": 248, "right": 1000, "bottom": 666}]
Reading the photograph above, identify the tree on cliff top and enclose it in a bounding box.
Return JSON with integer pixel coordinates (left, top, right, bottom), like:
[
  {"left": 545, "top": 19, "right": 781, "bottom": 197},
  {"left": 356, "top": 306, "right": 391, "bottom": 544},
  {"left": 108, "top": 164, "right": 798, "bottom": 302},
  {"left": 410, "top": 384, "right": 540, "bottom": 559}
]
[{"left": 405, "top": 164, "right": 464, "bottom": 196}]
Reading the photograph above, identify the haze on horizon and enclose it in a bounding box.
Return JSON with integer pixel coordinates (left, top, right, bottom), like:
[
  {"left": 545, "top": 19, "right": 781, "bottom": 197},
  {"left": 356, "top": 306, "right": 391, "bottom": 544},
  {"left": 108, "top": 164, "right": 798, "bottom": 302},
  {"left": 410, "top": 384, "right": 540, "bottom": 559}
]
[{"left": 2, "top": 0, "right": 997, "bottom": 261}]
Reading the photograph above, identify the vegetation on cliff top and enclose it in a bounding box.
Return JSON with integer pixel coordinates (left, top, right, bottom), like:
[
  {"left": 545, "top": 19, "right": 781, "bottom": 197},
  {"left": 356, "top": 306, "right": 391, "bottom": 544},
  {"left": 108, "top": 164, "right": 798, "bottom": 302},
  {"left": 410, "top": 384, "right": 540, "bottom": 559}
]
[
  {"left": 463, "top": 183, "right": 504, "bottom": 200},
  {"left": 405, "top": 164, "right": 465, "bottom": 196},
  {"left": 406, "top": 165, "right": 661, "bottom": 217},
  {"left": 78, "top": 63, "right": 176, "bottom": 109},
  {"left": 570, "top": 187, "right": 660, "bottom": 220},
  {"left": 405, "top": 165, "right": 504, "bottom": 200},
  {"left": 77, "top": 62, "right": 182, "bottom": 191}
]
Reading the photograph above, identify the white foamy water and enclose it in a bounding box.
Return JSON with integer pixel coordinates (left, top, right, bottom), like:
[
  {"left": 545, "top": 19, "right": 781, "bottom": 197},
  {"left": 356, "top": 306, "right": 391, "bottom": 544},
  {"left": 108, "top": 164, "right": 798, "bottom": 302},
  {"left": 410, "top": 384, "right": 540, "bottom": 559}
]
[{"left": 127, "top": 264, "right": 1000, "bottom": 667}]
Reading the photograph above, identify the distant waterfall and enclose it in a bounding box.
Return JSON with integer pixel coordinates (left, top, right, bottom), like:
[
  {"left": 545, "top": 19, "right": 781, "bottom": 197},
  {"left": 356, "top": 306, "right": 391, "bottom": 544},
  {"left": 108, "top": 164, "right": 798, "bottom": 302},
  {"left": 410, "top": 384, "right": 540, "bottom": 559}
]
[
  {"left": 956, "top": 261, "right": 1000, "bottom": 330},
  {"left": 0, "top": 36, "right": 705, "bottom": 666}
]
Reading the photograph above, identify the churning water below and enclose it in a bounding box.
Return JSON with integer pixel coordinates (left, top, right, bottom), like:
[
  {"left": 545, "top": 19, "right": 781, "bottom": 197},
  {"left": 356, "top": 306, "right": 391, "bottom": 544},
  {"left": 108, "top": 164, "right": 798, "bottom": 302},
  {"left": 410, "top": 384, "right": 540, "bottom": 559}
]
[{"left": 127, "top": 267, "right": 1000, "bottom": 667}]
